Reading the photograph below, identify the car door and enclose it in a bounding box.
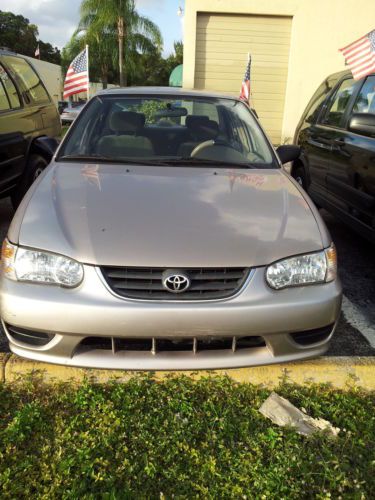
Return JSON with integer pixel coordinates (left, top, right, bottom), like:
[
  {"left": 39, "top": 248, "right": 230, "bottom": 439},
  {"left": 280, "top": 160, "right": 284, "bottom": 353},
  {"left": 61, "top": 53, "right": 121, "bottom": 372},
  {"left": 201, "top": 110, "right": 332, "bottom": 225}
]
[
  {"left": 296, "top": 74, "right": 342, "bottom": 195},
  {"left": 307, "top": 76, "right": 361, "bottom": 211},
  {"left": 338, "top": 75, "right": 375, "bottom": 231},
  {"left": 0, "top": 63, "right": 26, "bottom": 194}
]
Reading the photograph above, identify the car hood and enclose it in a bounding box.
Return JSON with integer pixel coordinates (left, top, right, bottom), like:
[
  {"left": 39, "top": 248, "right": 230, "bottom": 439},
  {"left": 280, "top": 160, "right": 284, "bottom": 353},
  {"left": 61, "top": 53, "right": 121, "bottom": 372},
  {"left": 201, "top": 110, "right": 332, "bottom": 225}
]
[{"left": 11, "top": 162, "right": 325, "bottom": 267}]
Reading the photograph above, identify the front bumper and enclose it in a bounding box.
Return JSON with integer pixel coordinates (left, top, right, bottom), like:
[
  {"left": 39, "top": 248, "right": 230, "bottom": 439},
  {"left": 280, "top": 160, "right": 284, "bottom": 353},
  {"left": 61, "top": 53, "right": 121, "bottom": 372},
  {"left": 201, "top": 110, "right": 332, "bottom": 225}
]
[{"left": 0, "top": 266, "right": 342, "bottom": 370}]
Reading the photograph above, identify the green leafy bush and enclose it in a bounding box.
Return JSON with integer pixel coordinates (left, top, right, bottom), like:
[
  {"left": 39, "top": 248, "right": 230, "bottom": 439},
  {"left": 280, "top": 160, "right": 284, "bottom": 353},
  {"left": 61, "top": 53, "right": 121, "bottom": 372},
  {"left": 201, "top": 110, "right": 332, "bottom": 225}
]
[{"left": 0, "top": 374, "right": 374, "bottom": 498}]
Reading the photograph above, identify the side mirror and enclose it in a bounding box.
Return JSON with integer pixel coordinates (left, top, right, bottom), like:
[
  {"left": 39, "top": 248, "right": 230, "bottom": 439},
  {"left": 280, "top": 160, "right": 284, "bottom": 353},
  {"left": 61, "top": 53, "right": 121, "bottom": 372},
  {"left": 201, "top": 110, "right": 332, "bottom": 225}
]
[
  {"left": 34, "top": 136, "right": 60, "bottom": 158},
  {"left": 276, "top": 145, "right": 301, "bottom": 165},
  {"left": 348, "top": 113, "right": 375, "bottom": 138}
]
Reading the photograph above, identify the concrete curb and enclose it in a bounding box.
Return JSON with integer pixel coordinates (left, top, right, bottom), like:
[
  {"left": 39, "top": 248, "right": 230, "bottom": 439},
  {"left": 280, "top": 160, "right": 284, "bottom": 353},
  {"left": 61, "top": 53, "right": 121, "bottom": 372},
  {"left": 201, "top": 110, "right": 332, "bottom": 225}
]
[{"left": 1, "top": 354, "right": 375, "bottom": 389}]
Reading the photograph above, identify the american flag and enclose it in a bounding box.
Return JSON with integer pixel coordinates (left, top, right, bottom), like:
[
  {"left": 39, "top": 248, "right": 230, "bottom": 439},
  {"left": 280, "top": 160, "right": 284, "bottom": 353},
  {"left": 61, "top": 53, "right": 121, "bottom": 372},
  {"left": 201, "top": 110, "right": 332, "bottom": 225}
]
[
  {"left": 81, "top": 165, "right": 101, "bottom": 190},
  {"left": 63, "top": 49, "right": 89, "bottom": 99},
  {"left": 239, "top": 55, "right": 251, "bottom": 102},
  {"left": 340, "top": 29, "right": 375, "bottom": 81}
]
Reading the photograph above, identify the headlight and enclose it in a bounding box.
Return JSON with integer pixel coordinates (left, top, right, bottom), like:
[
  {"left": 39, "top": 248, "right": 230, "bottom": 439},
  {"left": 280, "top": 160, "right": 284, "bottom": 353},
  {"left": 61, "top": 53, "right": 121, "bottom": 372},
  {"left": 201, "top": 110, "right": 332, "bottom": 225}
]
[
  {"left": 266, "top": 246, "right": 337, "bottom": 290},
  {"left": 1, "top": 239, "right": 83, "bottom": 287}
]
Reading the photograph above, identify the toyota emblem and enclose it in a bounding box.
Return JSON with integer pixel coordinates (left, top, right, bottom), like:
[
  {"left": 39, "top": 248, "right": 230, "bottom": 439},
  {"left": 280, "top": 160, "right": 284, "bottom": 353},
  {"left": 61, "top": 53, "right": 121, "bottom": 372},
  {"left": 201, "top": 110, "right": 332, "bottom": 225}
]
[{"left": 162, "top": 270, "right": 191, "bottom": 293}]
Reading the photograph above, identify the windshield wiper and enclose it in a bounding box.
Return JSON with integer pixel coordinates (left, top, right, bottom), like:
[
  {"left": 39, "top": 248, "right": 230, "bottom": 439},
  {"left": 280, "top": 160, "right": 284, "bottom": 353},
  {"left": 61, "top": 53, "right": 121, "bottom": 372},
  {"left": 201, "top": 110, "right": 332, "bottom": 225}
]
[
  {"left": 57, "top": 155, "right": 166, "bottom": 166},
  {"left": 58, "top": 154, "right": 117, "bottom": 162},
  {"left": 57, "top": 155, "right": 257, "bottom": 168},
  {"left": 159, "top": 158, "right": 257, "bottom": 168}
]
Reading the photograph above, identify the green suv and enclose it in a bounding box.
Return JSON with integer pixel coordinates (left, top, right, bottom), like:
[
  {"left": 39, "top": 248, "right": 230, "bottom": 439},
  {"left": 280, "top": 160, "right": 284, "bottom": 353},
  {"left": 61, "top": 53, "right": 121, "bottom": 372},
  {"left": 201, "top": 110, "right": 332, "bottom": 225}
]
[{"left": 0, "top": 49, "right": 61, "bottom": 207}]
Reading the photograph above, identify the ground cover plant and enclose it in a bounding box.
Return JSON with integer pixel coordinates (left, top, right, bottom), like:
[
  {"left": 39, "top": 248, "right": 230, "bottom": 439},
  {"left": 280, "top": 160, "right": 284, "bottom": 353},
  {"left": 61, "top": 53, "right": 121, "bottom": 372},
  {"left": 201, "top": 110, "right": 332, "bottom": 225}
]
[{"left": 0, "top": 374, "right": 374, "bottom": 498}]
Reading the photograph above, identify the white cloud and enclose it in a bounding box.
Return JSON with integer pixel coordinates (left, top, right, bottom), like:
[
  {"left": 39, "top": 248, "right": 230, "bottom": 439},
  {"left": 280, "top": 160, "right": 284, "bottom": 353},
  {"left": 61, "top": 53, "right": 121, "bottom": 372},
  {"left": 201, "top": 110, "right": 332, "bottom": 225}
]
[
  {"left": 1, "top": 0, "right": 178, "bottom": 53},
  {"left": 1, "top": 0, "right": 80, "bottom": 48}
]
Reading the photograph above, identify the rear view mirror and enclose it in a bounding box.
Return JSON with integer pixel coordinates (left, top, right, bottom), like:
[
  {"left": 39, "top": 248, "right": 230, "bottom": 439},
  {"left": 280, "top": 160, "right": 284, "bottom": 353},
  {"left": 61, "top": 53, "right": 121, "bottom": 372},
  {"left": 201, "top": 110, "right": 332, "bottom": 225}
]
[
  {"left": 348, "top": 113, "right": 375, "bottom": 137},
  {"left": 276, "top": 145, "right": 301, "bottom": 165},
  {"left": 155, "top": 107, "right": 188, "bottom": 118}
]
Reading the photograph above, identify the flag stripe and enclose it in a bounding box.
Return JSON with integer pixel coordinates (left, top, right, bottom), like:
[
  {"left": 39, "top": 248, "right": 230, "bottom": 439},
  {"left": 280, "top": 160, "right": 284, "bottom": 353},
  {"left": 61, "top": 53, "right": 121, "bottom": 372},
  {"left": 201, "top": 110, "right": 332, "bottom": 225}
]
[
  {"left": 341, "top": 37, "right": 368, "bottom": 56},
  {"left": 353, "top": 60, "right": 375, "bottom": 79},
  {"left": 340, "top": 35, "right": 367, "bottom": 53},
  {"left": 351, "top": 55, "right": 375, "bottom": 72},
  {"left": 346, "top": 46, "right": 371, "bottom": 64},
  {"left": 65, "top": 71, "right": 88, "bottom": 82},
  {"left": 340, "top": 29, "right": 375, "bottom": 81},
  {"left": 63, "top": 84, "right": 88, "bottom": 97},
  {"left": 64, "top": 76, "right": 89, "bottom": 90}
]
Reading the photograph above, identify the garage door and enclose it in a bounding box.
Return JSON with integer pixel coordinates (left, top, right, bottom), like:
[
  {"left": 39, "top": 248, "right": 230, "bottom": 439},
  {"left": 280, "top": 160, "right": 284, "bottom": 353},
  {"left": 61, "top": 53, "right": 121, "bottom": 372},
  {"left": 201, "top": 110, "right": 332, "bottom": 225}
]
[{"left": 194, "top": 13, "right": 292, "bottom": 144}]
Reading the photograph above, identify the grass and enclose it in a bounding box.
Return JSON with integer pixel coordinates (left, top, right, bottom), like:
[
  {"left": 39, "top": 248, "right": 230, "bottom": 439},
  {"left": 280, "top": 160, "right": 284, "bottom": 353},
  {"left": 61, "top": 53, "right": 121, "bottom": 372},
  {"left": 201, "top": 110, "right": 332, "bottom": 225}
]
[
  {"left": 60, "top": 125, "right": 70, "bottom": 138},
  {"left": 0, "top": 374, "right": 374, "bottom": 499}
]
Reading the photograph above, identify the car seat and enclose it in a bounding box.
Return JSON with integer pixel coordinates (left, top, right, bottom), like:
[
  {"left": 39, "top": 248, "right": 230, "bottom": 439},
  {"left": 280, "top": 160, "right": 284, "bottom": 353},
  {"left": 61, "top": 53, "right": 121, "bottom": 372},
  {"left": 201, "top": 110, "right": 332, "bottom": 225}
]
[{"left": 97, "top": 111, "right": 154, "bottom": 158}]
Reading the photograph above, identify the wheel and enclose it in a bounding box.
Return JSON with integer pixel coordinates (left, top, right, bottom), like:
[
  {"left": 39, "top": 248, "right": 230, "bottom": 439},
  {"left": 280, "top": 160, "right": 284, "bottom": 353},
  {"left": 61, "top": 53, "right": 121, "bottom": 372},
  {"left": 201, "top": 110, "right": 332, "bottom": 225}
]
[
  {"left": 293, "top": 166, "right": 308, "bottom": 191},
  {"left": 11, "top": 154, "right": 49, "bottom": 209}
]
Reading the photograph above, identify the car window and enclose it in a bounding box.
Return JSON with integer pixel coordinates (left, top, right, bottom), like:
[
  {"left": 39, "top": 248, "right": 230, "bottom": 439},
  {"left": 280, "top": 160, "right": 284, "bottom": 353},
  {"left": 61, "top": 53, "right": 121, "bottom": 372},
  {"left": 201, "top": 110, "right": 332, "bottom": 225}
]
[
  {"left": 0, "top": 81, "right": 10, "bottom": 111},
  {"left": 2, "top": 56, "right": 50, "bottom": 105},
  {"left": 0, "top": 64, "right": 20, "bottom": 108},
  {"left": 322, "top": 78, "right": 356, "bottom": 127},
  {"left": 353, "top": 75, "right": 375, "bottom": 114},
  {"left": 303, "top": 79, "right": 335, "bottom": 124},
  {"left": 58, "top": 96, "right": 275, "bottom": 167}
]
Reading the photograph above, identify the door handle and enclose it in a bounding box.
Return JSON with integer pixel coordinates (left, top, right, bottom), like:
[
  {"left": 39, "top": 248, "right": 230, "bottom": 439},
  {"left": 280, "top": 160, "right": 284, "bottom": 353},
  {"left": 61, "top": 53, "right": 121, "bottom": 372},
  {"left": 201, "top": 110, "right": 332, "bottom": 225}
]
[
  {"left": 306, "top": 138, "right": 332, "bottom": 150},
  {"left": 332, "top": 138, "right": 346, "bottom": 147}
]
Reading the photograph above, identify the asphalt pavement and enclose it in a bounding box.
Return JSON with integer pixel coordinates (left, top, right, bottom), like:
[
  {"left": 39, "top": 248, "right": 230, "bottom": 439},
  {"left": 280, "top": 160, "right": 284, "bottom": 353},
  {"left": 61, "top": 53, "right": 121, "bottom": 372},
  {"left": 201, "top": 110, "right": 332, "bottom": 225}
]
[{"left": 0, "top": 197, "right": 374, "bottom": 356}]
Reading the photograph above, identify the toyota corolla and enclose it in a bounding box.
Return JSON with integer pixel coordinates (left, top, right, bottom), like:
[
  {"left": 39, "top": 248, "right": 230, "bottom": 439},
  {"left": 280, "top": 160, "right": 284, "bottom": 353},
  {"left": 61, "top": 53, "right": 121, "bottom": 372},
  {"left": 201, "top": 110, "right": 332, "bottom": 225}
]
[{"left": 0, "top": 88, "right": 342, "bottom": 370}]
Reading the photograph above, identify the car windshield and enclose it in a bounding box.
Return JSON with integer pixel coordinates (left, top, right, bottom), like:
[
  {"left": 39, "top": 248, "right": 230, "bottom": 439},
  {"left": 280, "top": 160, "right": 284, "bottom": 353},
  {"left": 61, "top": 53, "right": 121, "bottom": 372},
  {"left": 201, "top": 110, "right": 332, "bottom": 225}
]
[{"left": 57, "top": 94, "right": 275, "bottom": 168}]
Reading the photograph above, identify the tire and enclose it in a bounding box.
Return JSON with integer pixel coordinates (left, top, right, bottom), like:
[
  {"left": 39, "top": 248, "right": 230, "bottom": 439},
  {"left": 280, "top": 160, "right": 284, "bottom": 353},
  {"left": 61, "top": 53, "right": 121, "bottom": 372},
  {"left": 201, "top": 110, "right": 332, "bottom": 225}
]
[
  {"left": 11, "top": 154, "right": 49, "bottom": 209},
  {"left": 293, "top": 166, "right": 308, "bottom": 191}
]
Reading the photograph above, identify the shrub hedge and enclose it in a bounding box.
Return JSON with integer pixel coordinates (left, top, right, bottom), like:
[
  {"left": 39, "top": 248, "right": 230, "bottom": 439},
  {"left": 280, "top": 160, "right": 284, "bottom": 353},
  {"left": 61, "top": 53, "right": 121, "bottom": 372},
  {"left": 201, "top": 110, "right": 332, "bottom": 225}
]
[{"left": 0, "top": 374, "right": 374, "bottom": 498}]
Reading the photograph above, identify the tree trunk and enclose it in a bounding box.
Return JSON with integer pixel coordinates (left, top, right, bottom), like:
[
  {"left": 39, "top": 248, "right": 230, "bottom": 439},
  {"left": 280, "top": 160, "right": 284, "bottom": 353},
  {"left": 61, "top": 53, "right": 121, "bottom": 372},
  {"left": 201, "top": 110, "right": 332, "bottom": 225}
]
[
  {"left": 118, "top": 16, "right": 125, "bottom": 87},
  {"left": 101, "top": 65, "right": 108, "bottom": 89}
]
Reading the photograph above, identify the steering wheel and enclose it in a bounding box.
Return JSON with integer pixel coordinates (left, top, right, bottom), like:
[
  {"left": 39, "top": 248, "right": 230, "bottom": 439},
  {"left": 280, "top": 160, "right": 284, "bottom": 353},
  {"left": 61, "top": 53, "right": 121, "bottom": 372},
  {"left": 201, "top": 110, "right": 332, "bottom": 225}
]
[{"left": 190, "top": 139, "right": 265, "bottom": 163}]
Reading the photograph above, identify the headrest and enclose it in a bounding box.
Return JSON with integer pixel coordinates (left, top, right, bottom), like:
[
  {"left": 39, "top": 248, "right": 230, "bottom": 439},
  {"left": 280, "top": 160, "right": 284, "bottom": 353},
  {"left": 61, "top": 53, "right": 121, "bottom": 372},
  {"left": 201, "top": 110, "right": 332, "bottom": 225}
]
[
  {"left": 110, "top": 111, "right": 146, "bottom": 133},
  {"left": 198, "top": 120, "right": 219, "bottom": 140},
  {"left": 185, "top": 115, "right": 210, "bottom": 130},
  {"left": 186, "top": 115, "right": 219, "bottom": 141}
]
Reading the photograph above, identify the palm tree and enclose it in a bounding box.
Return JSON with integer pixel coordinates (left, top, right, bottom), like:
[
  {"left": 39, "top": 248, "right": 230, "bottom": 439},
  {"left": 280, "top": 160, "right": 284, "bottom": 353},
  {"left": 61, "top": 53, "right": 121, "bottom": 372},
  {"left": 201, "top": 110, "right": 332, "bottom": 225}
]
[{"left": 79, "top": 0, "right": 162, "bottom": 87}]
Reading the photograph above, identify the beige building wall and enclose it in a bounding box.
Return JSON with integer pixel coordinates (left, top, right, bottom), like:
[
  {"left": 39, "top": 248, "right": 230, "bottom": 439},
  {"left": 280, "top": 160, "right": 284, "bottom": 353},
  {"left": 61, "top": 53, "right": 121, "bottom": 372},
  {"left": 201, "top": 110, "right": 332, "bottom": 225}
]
[{"left": 183, "top": 0, "right": 374, "bottom": 143}]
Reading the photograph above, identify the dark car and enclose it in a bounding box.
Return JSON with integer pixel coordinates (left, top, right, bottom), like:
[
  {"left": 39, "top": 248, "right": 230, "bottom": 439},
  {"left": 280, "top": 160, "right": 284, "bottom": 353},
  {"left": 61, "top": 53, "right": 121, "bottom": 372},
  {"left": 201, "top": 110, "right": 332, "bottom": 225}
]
[
  {"left": 0, "top": 49, "right": 61, "bottom": 207},
  {"left": 292, "top": 70, "right": 375, "bottom": 243},
  {"left": 58, "top": 100, "right": 68, "bottom": 114}
]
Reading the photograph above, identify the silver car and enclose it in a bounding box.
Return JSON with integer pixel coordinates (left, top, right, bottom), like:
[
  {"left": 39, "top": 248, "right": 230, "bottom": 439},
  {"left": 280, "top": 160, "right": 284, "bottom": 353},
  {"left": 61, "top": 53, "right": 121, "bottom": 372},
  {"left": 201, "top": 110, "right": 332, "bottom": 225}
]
[
  {"left": 0, "top": 88, "right": 342, "bottom": 370},
  {"left": 60, "top": 104, "right": 85, "bottom": 125}
]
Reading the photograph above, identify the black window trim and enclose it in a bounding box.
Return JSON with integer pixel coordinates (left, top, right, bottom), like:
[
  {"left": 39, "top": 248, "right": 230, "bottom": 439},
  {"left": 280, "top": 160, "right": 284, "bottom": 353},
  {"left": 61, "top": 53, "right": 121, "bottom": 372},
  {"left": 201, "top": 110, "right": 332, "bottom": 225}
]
[
  {"left": 0, "top": 78, "right": 11, "bottom": 113},
  {"left": 0, "top": 62, "right": 22, "bottom": 110},
  {"left": 317, "top": 76, "right": 362, "bottom": 130},
  {"left": 343, "top": 73, "right": 375, "bottom": 130},
  {"left": 301, "top": 77, "right": 338, "bottom": 126}
]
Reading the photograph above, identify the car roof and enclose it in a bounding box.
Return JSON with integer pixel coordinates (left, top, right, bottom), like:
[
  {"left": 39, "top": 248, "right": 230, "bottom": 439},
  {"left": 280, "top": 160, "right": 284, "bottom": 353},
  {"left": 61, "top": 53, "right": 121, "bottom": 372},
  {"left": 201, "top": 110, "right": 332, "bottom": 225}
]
[
  {"left": 97, "top": 86, "right": 241, "bottom": 101},
  {"left": 326, "top": 69, "right": 375, "bottom": 82}
]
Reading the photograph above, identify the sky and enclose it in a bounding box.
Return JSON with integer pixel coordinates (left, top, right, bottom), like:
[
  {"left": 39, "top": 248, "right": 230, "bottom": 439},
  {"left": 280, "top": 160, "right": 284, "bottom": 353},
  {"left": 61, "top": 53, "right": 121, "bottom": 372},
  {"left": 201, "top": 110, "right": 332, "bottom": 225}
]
[{"left": 1, "top": 0, "right": 184, "bottom": 56}]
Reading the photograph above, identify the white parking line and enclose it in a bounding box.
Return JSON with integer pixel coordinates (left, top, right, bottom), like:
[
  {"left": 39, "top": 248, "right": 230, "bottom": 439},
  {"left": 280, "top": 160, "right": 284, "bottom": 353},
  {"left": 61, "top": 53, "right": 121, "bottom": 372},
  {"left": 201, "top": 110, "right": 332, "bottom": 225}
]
[{"left": 342, "top": 295, "right": 375, "bottom": 348}]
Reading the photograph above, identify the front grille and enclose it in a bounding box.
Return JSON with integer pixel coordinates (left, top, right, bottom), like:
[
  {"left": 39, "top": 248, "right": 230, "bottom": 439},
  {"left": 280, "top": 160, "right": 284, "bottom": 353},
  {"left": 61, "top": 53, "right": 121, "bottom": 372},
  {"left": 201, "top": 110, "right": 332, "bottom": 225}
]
[
  {"left": 76, "top": 335, "right": 266, "bottom": 355},
  {"left": 100, "top": 266, "right": 250, "bottom": 300},
  {"left": 6, "top": 324, "right": 54, "bottom": 346}
]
